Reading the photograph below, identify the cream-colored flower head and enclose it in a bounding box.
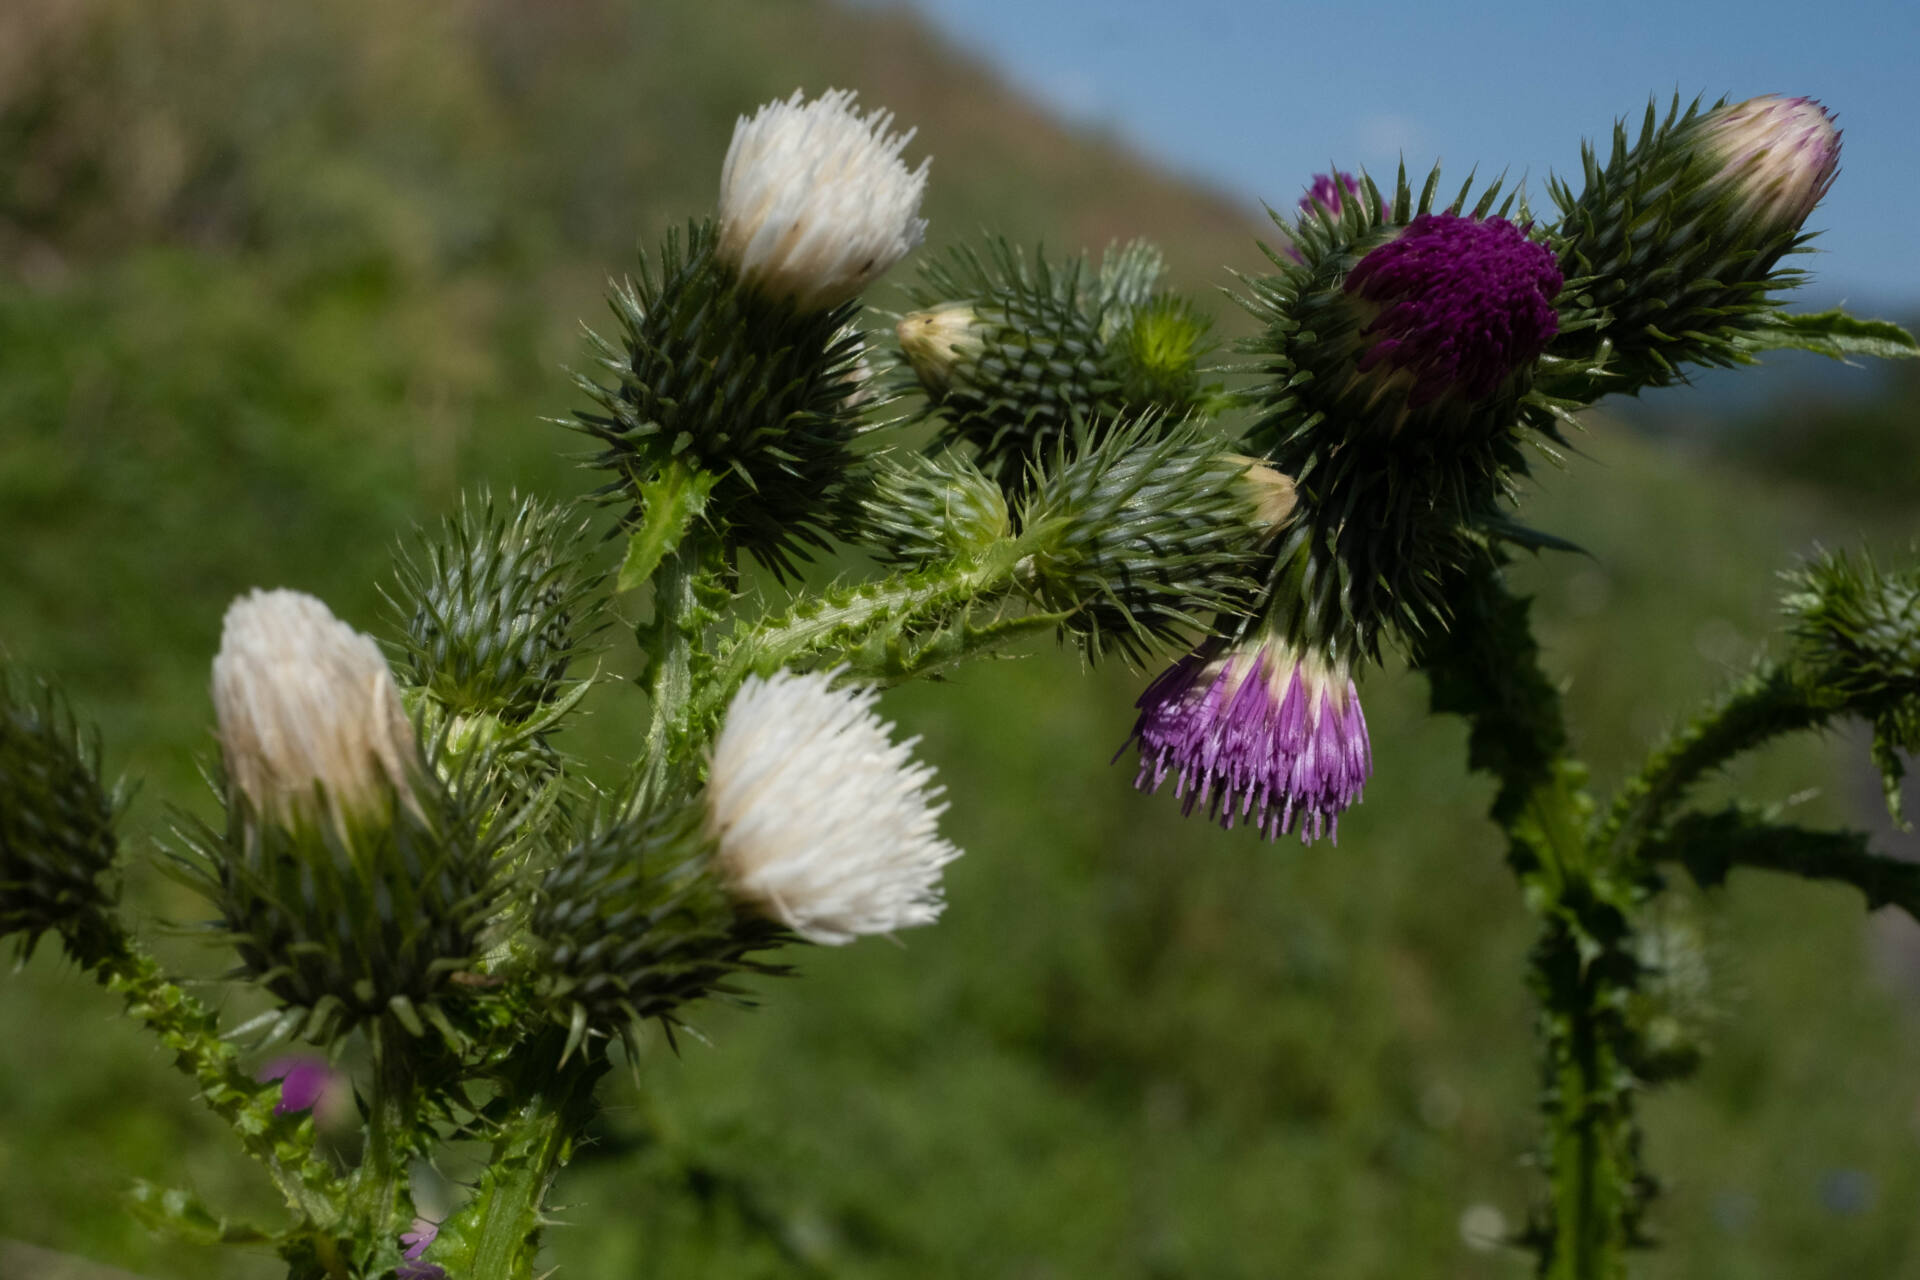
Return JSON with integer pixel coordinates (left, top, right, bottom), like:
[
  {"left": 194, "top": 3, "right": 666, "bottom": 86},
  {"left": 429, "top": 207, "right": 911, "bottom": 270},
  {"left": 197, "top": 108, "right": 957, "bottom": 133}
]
[
  {"left": 212, "top": 589, "right": 416, "bottom": 825},
  {"left": 1697, "top": 95, "right": 1840, "bottom": 235},
  {"left": 717, "top": 88, "right": 930, "bottom": 314},
  {"left": 896, "top": 303, "right": 985, "bottom": 393},
  {"left": 706, "top": 669, "right": 961, "bottom": 945}
]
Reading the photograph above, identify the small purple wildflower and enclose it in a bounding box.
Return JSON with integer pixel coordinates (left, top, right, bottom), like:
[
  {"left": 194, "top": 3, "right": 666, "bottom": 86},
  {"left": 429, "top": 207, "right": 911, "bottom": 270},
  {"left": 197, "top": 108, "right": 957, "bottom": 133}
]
[
  {"left": 401, "top": 1218, "right": 439, "bottom": 1259},
  {"left": 258, "top": 1054, "right": 337, "bottom": 1118},
  {"left": 1696, "top": 95, "right": 1840, "bottom": 234},
  {"left": 1298, "top": 170, "right": 1361, "bottom": 218},
  {"left": 1342, "top": 212, "right": 1562, "bottom": 407},
  {"left": 1126, "top": 640, "right": 1371, "bottom": 843},
  {"left": 396, "top": 1217, "right": 444, "bottom": 1278}
]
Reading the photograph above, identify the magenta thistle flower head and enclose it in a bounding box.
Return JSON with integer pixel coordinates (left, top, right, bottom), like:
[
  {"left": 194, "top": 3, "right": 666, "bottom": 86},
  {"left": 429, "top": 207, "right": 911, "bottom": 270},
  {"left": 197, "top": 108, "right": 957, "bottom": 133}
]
[
  {"left": 1299, "top": 170, "right": 1361, "bottom": 218},
  {"left": 1341, "top": 212, "right": 1562, "bottom": 408},
  {"left": 1125, "top": 637, "right": 1371, "bottom": 843},
  {"left": 258, "top": 1054, "right": 339, "bottom": 1118},
  {"left": 1695, "top": 95, "right": 1840, "bottom": 236}
]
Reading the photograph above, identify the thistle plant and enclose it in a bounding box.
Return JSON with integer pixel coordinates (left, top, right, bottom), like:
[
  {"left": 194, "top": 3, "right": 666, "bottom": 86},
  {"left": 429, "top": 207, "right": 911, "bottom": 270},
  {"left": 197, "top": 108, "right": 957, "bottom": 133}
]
[{"left": 4, "top": 82, "right": 1917, "bottom": 1280}]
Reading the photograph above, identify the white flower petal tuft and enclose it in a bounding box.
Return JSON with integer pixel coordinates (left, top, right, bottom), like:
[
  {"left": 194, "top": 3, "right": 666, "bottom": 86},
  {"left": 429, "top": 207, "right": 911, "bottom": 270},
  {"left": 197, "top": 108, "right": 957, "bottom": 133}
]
[
  {"left": 717, "top": 88, "right": 930, "bottom": 314},
  {"left": 212, "top": 588, "right": 416, "bottom": 825},
  {"left": 707, "top": 669, "right": 961, "bottom": 945}
]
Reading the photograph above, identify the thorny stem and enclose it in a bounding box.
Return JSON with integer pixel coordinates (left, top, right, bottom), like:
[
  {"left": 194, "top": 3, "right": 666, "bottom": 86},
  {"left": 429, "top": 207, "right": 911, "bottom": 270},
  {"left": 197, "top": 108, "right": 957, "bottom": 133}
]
[{"left": 1420, "top": 558, "right": 1644, "bottom": 1280}]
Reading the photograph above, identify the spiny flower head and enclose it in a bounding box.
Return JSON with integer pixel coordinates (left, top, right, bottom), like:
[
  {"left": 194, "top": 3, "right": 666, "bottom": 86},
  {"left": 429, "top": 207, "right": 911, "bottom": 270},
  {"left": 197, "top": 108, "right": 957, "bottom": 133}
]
[
  {"left": 0, "top": 674, "right": 118, "bottom": 960},
  {"left": 1126, "top": 636, "right": 1371, "bottom": 844},
  {"left": 1696, "top": 95, "right": 1840, "bottom": 236},
  {"left": 1299, "top": 170, "right": 1361, "bottom": 217},
  {"left": 896, "top": 303, "right": 985, "bottom": 392},
  {"left": 1344, "top": 213, "right": 1563, "bottom": 408},
  {"left": 212, "top": 589, "right": 416, "bottom": 828},
  {"left": 707, "top": 670, "right": 960, "bottom": 945},
  {"left": 717, "top": 88, "right": 930, "bottom": 313}
]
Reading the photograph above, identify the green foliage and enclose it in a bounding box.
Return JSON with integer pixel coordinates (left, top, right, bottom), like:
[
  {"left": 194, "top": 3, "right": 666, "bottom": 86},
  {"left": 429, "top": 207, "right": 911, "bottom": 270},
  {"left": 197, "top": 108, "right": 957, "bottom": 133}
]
[{"left": 863, "top": 450, "right": 1012, "bottom": 568}]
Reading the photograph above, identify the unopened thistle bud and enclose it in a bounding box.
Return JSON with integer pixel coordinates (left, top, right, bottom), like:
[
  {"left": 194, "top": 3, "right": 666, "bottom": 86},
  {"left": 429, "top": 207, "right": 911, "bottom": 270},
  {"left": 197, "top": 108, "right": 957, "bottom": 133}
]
[
  {"left": 896, "top": 303, "right": 985, "bottom": 393},
  {"left": 213, "top": 589, "right": 416, "bottom": 827},
  {"left": 1021, "top": 416, "right": 1268, "bottom": 661},
  {"left": 1126, "top": 635, "right": 1372, "bottom": 844},
  {"left": 392, "top": 493, "right": 606, "bottom": 722},
  {"left": 717, "top": 88, "right": 930, "bottom": 314},
  {"left": 903, "top": 238, "right": 1216, "bottom": 490},
  {"left": 0, "top": 676, "right": 118, "bottom": 960},
  {"left": 707, "top": 670, "right": 961, "bottom": 945},
  {"left": 1695, "top": 96, "right": 1840, "bottom": 239},
  {"left": 1549, "top": 94, "right": 1843, "bottom": 395},
  {"left": 1231, "top": 458, "right": 1298, "bottom": 536},
  {"left": 863, "top": 450, "right": 1010, "bottom": 568}
]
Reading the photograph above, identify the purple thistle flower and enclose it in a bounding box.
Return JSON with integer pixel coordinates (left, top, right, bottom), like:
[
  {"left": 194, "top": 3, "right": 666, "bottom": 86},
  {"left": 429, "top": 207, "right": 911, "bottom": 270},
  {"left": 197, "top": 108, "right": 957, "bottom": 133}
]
[
  {"left": 1342, "top": 212, "right": 1562, "bottom": 408},
  {"left": 1695, "top": 95, "right": 1841, "bottom": 235},
  {"left": 1125, "top": 639, "right": 1372, "bottom": 844},
  {"left": 258, "top": 1054, "right": 338, "bottom": 1118},
  {"left": 396, "top": 1264, "right": 447, "bottom": 1280},
  {"left": 1298, "top": 170, "right": 1361, "bottom": 218}
]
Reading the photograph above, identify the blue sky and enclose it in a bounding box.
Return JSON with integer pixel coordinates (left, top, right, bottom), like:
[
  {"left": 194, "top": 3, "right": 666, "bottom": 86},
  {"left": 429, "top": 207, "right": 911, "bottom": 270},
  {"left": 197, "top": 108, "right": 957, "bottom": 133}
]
[{"left": 859, "top": 0, "right": 1919, "bottom": 310}]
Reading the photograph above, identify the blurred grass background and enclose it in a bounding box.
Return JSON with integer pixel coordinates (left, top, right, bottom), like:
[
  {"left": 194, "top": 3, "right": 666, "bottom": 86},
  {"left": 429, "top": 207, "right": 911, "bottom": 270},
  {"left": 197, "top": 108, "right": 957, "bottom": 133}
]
[{"left": 3, "top": 1, "right": 1919, "bottom": 1276}]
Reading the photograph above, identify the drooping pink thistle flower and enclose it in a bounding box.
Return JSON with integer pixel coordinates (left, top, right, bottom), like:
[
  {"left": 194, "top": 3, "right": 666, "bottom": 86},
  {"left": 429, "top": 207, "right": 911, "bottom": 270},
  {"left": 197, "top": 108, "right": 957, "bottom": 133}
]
[
  {"left": 1126, "top": 638, "right": 1372, "bottom": 843},
  {"left": 1342, "top": 212, "right": 1563, "bottom": 407}
]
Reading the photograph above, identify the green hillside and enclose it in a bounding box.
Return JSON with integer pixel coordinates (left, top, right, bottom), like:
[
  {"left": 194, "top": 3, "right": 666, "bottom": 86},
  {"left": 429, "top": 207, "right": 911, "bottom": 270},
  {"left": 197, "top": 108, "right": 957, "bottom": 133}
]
[{"left": 3, "top": 2, "right": 1918, "bottom": 1277}]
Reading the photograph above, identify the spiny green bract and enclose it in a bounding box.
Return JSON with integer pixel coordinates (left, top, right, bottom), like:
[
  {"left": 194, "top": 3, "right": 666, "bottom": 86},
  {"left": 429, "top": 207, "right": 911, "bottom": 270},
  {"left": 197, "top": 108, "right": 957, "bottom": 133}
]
[
  {"left": 0, "top": 675, "right": 118, "bottom": 960},
  {"left": 169, "top": 773, "right": 503, "bottom": 1045},
  {"left": 863, "top": 450, "right": 1010, "bottom": 568},
  {"left": 903, "top": 237, "right": 1216, "bottom": 491},
  {"left": 1239, "top": 166, "right": 1564, "bottom": 662},
  {"left": 1783, "top": 548, "right": 1920, "bottom": 703},
  {"left": 390, "top": 492, "right": 608, "bottom": 721},
  {"left": 1547, "top": 97, "right": 1812, "bottom": 397},
  {"left": 530, "top": 802, "right": 787, "bottom": 1058},
  {"left": 1020, "top": 414, "right": 1264, "bottom": 663},
  {"left": 572, "top": 221, "right": 875, "bottom": 577}
]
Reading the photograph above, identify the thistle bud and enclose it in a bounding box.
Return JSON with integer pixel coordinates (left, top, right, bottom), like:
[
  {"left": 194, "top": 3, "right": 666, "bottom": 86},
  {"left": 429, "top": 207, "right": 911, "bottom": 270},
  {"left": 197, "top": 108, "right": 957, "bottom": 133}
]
[
  {"left": 863, "top": 450, "right": 1010, "bottom": 568},
  {"left": 717, "top": 88, "right": 930, "bottom": 314},
  {"left": 896, "top": 303, "right": 985, "bottom": 393},
  {"left": 904, "top": 238, "right": 1216, "bottom": 490},
  {"left": 532, "top": 802, "right": 784, "bottom": 1050},
  {"left": 391, "top": 493, "right": 606, "bottom": 722},
  {"left": 1695, "top": 96, "right": 1840, "bottom": 238},
  {"left": 1125, "top": 634, "right": 1372, "bottom": 844},
  {"left": 1549, "top": 94, "right": 1844, "bottom": 396},
  {"left": 707, "top": 670, "right": 961, "bottom": 945},
  {"left": 0, "top": 676, "right": 118, "bottom": 960},
  {"left": 213, "top": 589, "right": 416, "bottom": 828},
  {"left": 1021, "top": 415, "right": 1268, "bottom": 661}
]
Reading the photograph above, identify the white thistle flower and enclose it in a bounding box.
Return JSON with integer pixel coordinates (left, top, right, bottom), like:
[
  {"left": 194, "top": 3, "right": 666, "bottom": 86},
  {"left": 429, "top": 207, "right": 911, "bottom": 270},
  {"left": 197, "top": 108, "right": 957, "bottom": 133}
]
[
  {"left": 707, "top": 669, "right": 961, "bottom": 945},
  {"left": 212, "top": 588, "right": 416, "bottom": 825},
  {"left": 896, "top": 303, "right": 985, "bottom": 393},
  {"left": 717, "top": 88, "right": 930, "bottom": 314}
]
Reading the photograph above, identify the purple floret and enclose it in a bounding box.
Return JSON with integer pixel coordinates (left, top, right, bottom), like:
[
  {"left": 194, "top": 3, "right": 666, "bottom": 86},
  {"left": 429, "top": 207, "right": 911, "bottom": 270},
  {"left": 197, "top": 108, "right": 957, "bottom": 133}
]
[
  {"left": 1126, "top": 644, "right": 1372, "bottom": 844},
  {"left": 1299, "top": 170, "right": 1361, "bottom": 218},
  {"left": 1343, "top": 212, "right": 1562, "bottom": 406},
  {"left": 258, "top": 1054, "right": 336, "bottom": 1117},
  {"left": 401, "top": 1218, "right": 439, "bottom": 1259}
]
